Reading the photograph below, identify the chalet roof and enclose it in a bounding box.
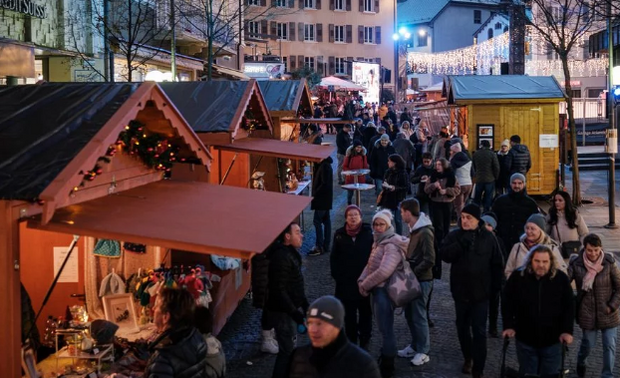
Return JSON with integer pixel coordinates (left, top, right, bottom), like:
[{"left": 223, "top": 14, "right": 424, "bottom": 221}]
[
  {"left": 446, "top": 75, "right": 565, "bottom": 103},
  {"left": 258, "top": 79, "right": 312, "bottom": 114},
  {"left": 398, "top": 0, "right": 501, "bottom": 26}
]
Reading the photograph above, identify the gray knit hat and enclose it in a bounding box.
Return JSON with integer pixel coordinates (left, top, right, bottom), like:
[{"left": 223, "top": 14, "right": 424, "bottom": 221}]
[
  {"left": 380, "top": 134, "right": 390, "bottom": 142},
  {"left": 307, "top": 296, "right": 345, "bottom": 329},
  {"left": 510, "top": 173, "right": 526, "bottom": 184},
  {"left": 526, "top": 213, "right": 546, "bottom": 232}
]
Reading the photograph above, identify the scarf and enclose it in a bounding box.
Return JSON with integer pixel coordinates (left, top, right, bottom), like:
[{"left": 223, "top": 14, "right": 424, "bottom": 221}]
[
  {"left": 522, "top": 229, "right": 547, "bottom": 250},
  {"left": 430, "top": 168, "right": 456, "bottom": 188},
  {"left": 373, "top": 225, "right": 395, "bottom": 244},
  {"left": 582, "top": 252, "right": 604, "bottom": 292},
  {"left": 346, "top": 222, "right": 363, "bottom": 237}
]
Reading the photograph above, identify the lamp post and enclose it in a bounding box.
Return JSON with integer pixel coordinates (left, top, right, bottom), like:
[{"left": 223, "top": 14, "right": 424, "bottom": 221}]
[
  {"left": 393, "top": 28, "right": 412, "bottom": 103},
  {"left": 605, "top": 0, "right": 618, "bottom": 229}
]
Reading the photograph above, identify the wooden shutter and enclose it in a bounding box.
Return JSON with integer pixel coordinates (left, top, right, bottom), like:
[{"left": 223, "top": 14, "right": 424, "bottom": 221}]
[
  {"left": 271, "top": 21, "right": 277, "bottom": 40},
  {"left": 329, "top": 24, "right": 334, "bottom": 42},
  {"left": 290, "top": 55, "right": 297, "bottom": 70},
  {"left": 358, "top": 25, "right": 364, "bottom": 43},
  {"left": 316, "top": 23, "right": 323, "bottom": 42},
  {"left": 289, "top": 22, "right": 296, "bottom": 41},
  {"left": 358, "top": 0, "right": 363, "bottom": 11},
  {"left": 288, "top": 0, "right": 295, "bottom": 7},
  {"left": 299, "top": 0, "right": 304, "bottom": 9},
  {"left": 261, "top": 20, "right": 268, "bottom": 37},
  {"left": 374, "top": 0, "right": 379, "bottom": 12},
  {"left": 298, "top": 55, "right": 305, "bottom": 68},
  {"left": 317, "top": 56, "right": 324, "bottom": 74},
  {"left": 316, "top": 0, "right": 321, "bottom": 9},
  {"left": 346, "top": 25, "right": 352, "bottom": 43},
  {"left": 299, "top": 22, "right": 305, "bottom": 40},
  {"left": 346, "top": 0, "right": 351, "bottom": 11},
  {"left": 375, "top": 26, "right": 381, "bottom": 44},
  {"left": 328, "top": 56, "right": 335, "bottom": 75},
  {"left": 329, "top": 0, "right": 334, "bottom": 10},
  {"left": 347, "top": 56, "right": 353, "bottom": 75},
  {"left": 375, "top": 57, "right": 381, "bottom": 66}
]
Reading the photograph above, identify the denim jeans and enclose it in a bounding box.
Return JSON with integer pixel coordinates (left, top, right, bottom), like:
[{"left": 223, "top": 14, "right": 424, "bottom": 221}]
[
  {"left": 371, "top": 286, "right": 397, "bottom": 357},
  {"left": 404, "top": 280, "right": 433, "bottom": 354},
  {"left": 313, "top": 210, "right": 331, "bottom": 251},
  {"left": 374, "top": 178, "right": 384, "bottom": 196},
  {"left": 454, "top": 299, "right": 488, "bottom": 375},
  {"left": 516, "top": 341, "right": 562, "bottom": 377},
  {"left": 264, "top": 309, "right": 297, "bottom": 378},
  {"left": 578, "top": 327, "right": 617, "bottom": 378},
  {"left": 347, "top": 189, "right": 355, "bottom": 204},
  {"left": 474, "top": 182, "right": 495, "bottom": 212}
]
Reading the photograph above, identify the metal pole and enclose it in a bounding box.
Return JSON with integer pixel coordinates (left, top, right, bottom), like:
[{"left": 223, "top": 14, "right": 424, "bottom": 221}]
[
  {"left": 103, "top": 0, "right": 110, "bottom": 81},
  {"left": 605, "top": 1, "right": 617, "bottom": 229},
  {"left": 170, "top": 0, "right": 177, "bottom": 80},
  {"left": 582, "top": 98, "right": 586, "bottom": 146}
]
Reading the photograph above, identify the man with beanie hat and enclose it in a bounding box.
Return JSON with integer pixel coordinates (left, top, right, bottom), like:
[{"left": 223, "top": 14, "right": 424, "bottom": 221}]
[
  {"left": 440, "top": 203, "right": 504, "bottom": 378},
  {"left": 330, "top": 205, "right": 374, "bottom": 349},
  {"left": 492, "top": 172, "right": 539, "bottom": 252},
  {"left": 288, "top": 296, "right": 381, "bottom": 378}
]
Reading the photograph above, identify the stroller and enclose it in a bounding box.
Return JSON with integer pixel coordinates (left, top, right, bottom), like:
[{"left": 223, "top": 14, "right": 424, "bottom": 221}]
[{"left": 501, "top": 337, "right": 569, "bottom": 378}]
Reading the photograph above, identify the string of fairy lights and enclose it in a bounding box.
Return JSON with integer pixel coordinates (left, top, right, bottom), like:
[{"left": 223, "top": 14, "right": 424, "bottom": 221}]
[{"left": 406, "top": 26, "right": 608, "bottom": 78}]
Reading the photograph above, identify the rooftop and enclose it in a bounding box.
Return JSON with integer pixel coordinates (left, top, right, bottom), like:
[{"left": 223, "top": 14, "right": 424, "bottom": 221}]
[{"left": 398, "top": 0, "right": 501, "bottom": 26}]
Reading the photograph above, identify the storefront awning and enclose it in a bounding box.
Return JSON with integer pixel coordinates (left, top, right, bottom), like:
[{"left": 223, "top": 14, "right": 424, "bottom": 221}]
[
  {"left": 213, "top": 137, "right": 334, "bottom": 163},
  {"left": 26, "top": 180, "right": 310, "bottom": 258}
]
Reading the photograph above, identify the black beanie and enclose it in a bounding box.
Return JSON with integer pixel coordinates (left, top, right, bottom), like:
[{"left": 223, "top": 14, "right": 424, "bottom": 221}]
[
  {"left": 353, "top": 139, "right": 363, "bottom": 147},
  {"left": 461, "top": 204, "right": 481, "bottom": 221},
  {"left": 307, "top": 296, "right": 345, "bottom": 329}
]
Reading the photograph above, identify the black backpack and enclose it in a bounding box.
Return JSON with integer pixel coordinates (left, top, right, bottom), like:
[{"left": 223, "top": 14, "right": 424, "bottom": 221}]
[{"left": 250, "top": 242, "right": 276, "bottom": 308}]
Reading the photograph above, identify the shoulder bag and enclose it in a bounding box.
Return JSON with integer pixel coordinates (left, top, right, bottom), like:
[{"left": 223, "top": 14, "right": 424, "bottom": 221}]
[
  {"left": 555, "top": 224, "right": 581, "bottom": 259},
  {"left": 387, "top": 249, "right": 422, "bottom": 307}
]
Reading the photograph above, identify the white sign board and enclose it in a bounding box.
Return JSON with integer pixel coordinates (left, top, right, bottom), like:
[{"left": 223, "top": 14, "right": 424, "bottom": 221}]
[
  {"left": 352, "top": 62, "right": 380, "bottom": 104},
  {"left": 53, "top": 247, "right": 79, "bottom": 283},
  {"left": 244, "top": 62, "right": 285, "bottom": 79},
  {"left": 539, "top": 134, "right": 559, "bottom": 148}
]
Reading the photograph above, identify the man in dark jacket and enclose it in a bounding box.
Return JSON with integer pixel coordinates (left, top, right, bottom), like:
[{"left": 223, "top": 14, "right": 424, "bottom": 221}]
[
  {"left": 288, "top": 296, "right": 380, "bottom": 378},
  {"left": 398, "top": 199, "right": 435, "bottom": 366},
  {"left": 369, "top": 134, "right": 396, "bottom": 196},
  {"left": 503, "top": 244, "right": 574, "bottom": 377},
  {"left": 410, "top": 152, "right": 434, "bottom": 215},
  {"left": 440, "top": 204, "right": 504, "bottom": 378},
  {"left": 491, "top": 173, "right": 539, "bottom": 251},
  {"left": 368, "top": 126, "right": 386, "bottom": 157},
  {"left": 505, "top": 134, "right": 532, "bottom": 175},
  {"left": 472, "top": 140, "right": 500, "bottom": 212},
  {"left": 336, "top": 124, "right": 353, "bottom": 184},
  {"left": 362, "top": 122, "right": 378, "bottom": 151},
  {"left": 330, "top": 205, "right": 373, "bottom": 349},
  {"left": 393, "top": 132, "right": 416, "bottom": 174},
  {"left": 266, "top": 223, "right": 310, "bottom": 378},
  {"left": 309, "top": 157, "right": 334, "bottom": 256},
  {"left": 145, "top": 288, "right": 208, "bottom": 378}
]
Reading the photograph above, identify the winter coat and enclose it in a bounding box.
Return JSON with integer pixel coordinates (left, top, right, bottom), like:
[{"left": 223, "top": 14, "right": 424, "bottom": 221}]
[
  {"left": 378, "top": 167, "right": 409, "bottom": 210},
  {"left": 410, "top": 164, "right": 433, "bottom": 201},
  {"left": 505, "top": 143, "right": 532, "bottom": 174},
  {"left": 362, "top": 127, "right": 377, "bottom": 150},
  {"left": 504, "top": 235, "right": 567, "bottom": 279},
  {"left": 406, "top": 213, "right": 435, "bottom": 282},
  {"left": 331, "top": 224, "right": 374, "bottom": 301},
  {"left": 251, "top": 243, "right": 275, "bottom": 308},
  {"left": 358, "top": 234, "right": 409, "bottom": 292},
  {"left": 503, "top": 269, "right": 574, "bottom": 348},
  {"left": 568, "top": 252, "right": 620, "bottom": 330},
  {"left": 472, "top": 147, "right": 500, "bottom": 184},
  {"left": 393, "top": 137, "right": 416, "bottom": 171},
  {"left": 369, "top": 141, "right": 396, "bottom": 180},
  {"left": 367, "top": 134, "right": 382, "bottom": 157},
  {"left": 431, "top": 137, "right": 448, "bottom": 162},
  {"left": 336, "top": 130, "right": 352, "bottom": 155},
  {"left": 343, "top": 146, "right": 368, "bottom": 185},
  {"left": 491, "top": 191, "right": 539, "bottom": 250},
  {"left": 265, "top": 244, "right": 309, "bottom": 314},
  {"left": 440, "top": 225, "right": 504, "bottom": 303},
  {"left": 424, "top": 169, "right": 461, "bottom": 203},
  {"left": 144, "top": 327, "right": 208, "bottom": 378},
  {"left": 497, "top": 151, "right": 510, "bottom": 188},
  {"left": 450, "top": 151, "right": 472, "bottom": 186},
  {"left": 311, "top": 157, "right": 334, "bottom": 211},
  {"left": 288, "top": 331, "right": 380, "bottom": 378},
  {"left": 545, "top": 211, "right": 589, "bottom": 245}
]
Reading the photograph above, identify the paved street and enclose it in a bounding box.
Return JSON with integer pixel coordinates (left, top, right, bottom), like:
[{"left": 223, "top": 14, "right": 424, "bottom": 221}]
[{"left": 219, "top": 134, "right": 620, "bottom": 378}]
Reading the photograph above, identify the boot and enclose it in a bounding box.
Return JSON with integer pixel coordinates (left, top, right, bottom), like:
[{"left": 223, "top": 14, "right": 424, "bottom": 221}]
[
  {"left": 378, "top": 355, "right": 395, "bottom": 378},
  {"left": 260, "top": 328, "right": 279, "bottom": 354},
  {"left": 462, "top": 358, "right": 472, "bottom": 374}
]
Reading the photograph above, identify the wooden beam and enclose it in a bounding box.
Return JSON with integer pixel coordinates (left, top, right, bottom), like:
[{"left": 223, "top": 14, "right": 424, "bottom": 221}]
[{"left": 0, "top": 201, "right": 22, "bottom": 378}]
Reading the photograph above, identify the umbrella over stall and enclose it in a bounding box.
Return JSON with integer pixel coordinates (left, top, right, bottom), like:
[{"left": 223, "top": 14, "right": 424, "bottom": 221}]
[{"left": 318, "top": 76, "right": 367, "bottom": 92}]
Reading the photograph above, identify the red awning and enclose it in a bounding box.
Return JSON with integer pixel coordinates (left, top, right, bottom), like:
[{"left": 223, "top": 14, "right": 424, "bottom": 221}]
[
  {"left": 213, "top": 137, "right": 334, "bottom": 163},
  {"left": 27, "top": 180, "right": 310, "bottom": 258}
]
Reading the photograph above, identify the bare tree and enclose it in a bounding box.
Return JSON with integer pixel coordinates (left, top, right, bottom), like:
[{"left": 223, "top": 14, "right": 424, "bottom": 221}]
[
  {"left": 66, "top": 0, "right": 174, "bottom": 82},
  {"left": 176, "top": 0, "right": 298, "bottom": 80},
  {"left": 516, "top": 0, "right": 601, "bottom": 205}
]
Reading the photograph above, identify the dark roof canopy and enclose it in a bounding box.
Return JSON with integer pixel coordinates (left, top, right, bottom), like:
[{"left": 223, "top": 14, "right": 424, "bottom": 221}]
[
  {"left": 446, "top": 75, "right": 565, "bottom": 103},
  {"left": 258, "top": 79, "right": 312, "bottom": 114},
  {"left": 0, "top": 83, "right": 140, "bottom": 201}
]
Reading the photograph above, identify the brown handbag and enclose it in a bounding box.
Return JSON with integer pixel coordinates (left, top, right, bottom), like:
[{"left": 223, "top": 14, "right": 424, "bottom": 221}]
[{"left": 376, "top": 190, "right": 384, "bottom": 205}]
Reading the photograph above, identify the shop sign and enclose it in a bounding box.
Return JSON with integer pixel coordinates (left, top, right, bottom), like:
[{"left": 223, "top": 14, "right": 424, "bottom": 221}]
[
  {"left": 1, "top": 0, "right": 47, "bottom": 19},
  {"left": 539, "top": 134, "right": 559, "bottom": 148},
  {"left": 244, "top": 62, "right": 285, "bottom": 79}
]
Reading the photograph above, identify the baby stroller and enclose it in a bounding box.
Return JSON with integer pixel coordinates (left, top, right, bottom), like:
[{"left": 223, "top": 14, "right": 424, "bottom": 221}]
[{"left": 501, "top": 337, "right": 569, "bottom": 378}]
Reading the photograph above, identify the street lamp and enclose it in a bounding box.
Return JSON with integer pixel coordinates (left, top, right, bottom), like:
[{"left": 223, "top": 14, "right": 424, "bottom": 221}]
[{"left": 394, "top": 28, "right": 413, "bottom": 103}]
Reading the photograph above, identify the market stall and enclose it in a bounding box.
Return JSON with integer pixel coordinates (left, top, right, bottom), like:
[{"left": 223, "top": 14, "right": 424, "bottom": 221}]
[
  {"left": 445, "top": 75, "right": 564, "bottom": 195},
  {"left": 0, "top": 82, "right": 311, "bottom": 377}
]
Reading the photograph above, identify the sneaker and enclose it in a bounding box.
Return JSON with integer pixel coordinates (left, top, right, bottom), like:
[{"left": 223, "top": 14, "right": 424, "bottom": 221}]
[
  {"left": 308, "top": 247, "right": 323, "bottom": 256},
  {"left": 397, "top": 345, "right": 416, "bottom": 358},
  {"left": 411, "top": 353, "right": 430, "bottom": 366},
  {"left": 260, "top": 335, "right": 279, "bottom": 354},
  {"left": 576, "top": 364, "right": 586, "bottom": 377}
]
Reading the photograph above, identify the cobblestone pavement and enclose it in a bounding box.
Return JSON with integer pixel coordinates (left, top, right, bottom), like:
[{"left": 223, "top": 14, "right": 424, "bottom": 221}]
[{"left": 219, "top": 134, "right": 619, "bottom": 378}]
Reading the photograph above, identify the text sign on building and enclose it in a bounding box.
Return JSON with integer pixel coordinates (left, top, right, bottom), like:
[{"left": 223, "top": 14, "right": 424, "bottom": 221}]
[
  {"left": 244, "top": 62, "right": 285, "bottom": 80},
  {"left": 352, "top": 62, "right": 380, "bottom": 104},
  {"left": 539, "top": 134, "right": 559, "bottom": 148},
  {"left": 1, "top": 0, "right": 47, "bottom": 19}
]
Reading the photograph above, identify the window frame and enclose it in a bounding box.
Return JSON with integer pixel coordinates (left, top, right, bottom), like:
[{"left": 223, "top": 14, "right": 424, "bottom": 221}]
[
  {"left": 363, "top": 0, "right": 374, "bottom": 13},
  {"left": 304, "top": 0, "right": 315, "bottom": 9},
  {"left": 277, "top": 22, "right": 288, "bottom": 40},
  {"left": 364, "top": 26, "right": 374, "bottom": 44},
  {"left": 248, "top": 0, "right": 260, "bottom": 6},
  {"left": 275, "top": 0, "right": 287, "bottom": 7},
  {"left": 417, "top": 32, "right": 427, "bottom": 47},
  {"left": 334, "top": 0, "right": 344, "bottom": 10},
  {"left": 248, "top": 21, "right": 262, "bottom": 39},
  {"left": 304, "top": 56, "right": 315, "bottom": 70},
  {"left": 474, "top": 9, "right": 481, "bottom": 24},
  {"left": 304, "top": 23, "right": 316, "bottom": 41},
  {"left": 334, "top": 25, "right": 345, "bottom": 43},
  {"left": 335, "top": 57, "right": 346, "bottom": 75}
]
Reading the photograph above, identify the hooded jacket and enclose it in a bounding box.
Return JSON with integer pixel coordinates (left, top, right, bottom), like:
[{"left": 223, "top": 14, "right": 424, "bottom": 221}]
[
  {"left": 406, "top": 213, "right": 435, "bottom": 282},
  {"left": 343, "top": 145, "right": 368, "bottom": 185},
  {"left": 331, "top": 223, "right": 374, "bottom": 301},
  {"left": 311, "top": 157, "right": 334, "bottom": 210},
  {"left": 358, "top": 234, "right": 409, "bottom": 292},
  {"left": 369, "top": 140, "right": 396, "bottom": 180},
  {"left": 491, "top": 190, "right": 539, "bottom": 250},
  {"left": 450, "top": 151, "right": 472, "bottom": 186},
  {"left": 144, "top": 327, "right": 208, "bottom": 378},
  {"left": 393, "top": 137, "right": 416, "bottom": 171},
  {"left": 568, "top": 251, "right": 620, "bottom": 330},
  {"left": 505, "top": 143, "right": 532, "bottom": 174}
]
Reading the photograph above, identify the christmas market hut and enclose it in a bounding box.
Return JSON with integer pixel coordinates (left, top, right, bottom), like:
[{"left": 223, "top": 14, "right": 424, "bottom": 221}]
[
  {"left": 258, "top": 79, "right": 314, "bottom": 141},
  {"left": 0, "top": 82, "right": 311, "bottom": 377},
  {"left": 160, "top": 80, "right": 333, "bottom": 194},
  {"left": 445, "top": 75, "right": 565, "bottom": 195}
]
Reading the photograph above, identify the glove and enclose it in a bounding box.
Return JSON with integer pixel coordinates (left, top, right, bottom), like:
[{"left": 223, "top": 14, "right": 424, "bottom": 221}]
[{"left": 291, "top": 310, "right": 305, "bottom": 325}]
